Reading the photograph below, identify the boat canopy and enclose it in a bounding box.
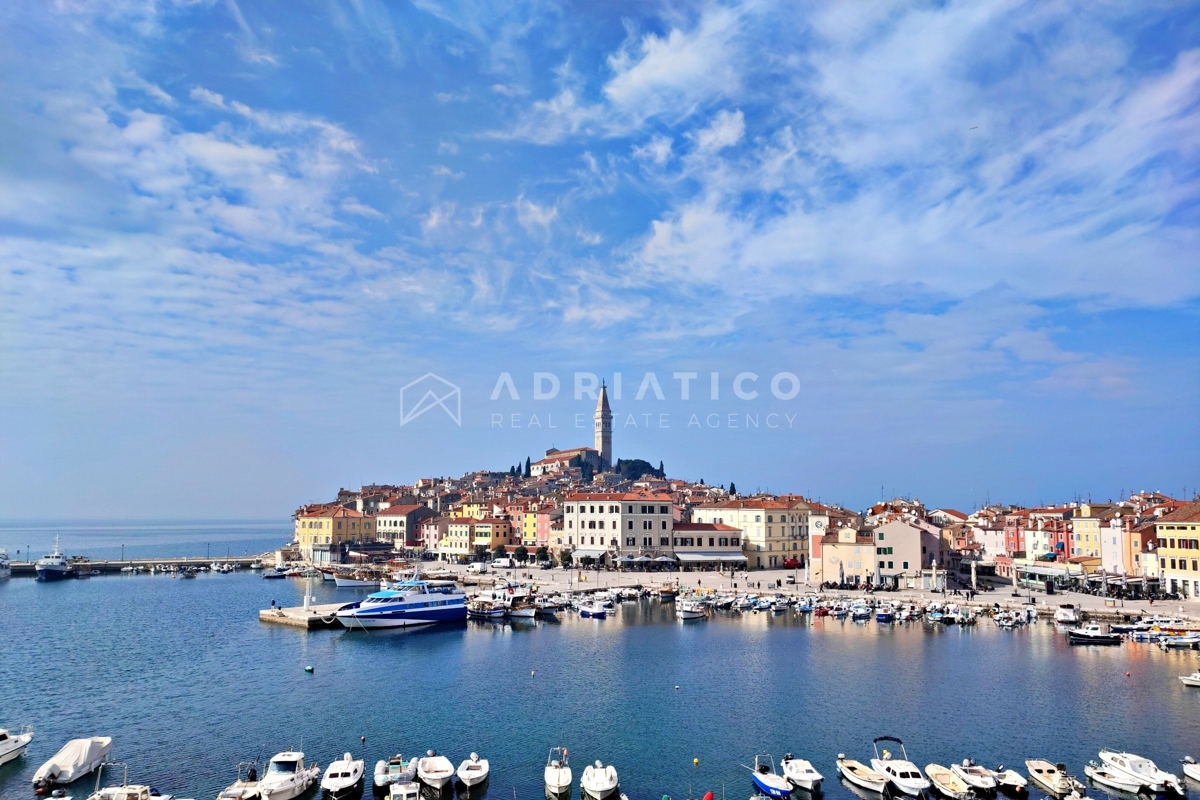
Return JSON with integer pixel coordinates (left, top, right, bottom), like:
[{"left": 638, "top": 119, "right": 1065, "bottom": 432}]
[
  {"left": 32, "top": 737, "right": 113, "bottom": 784},
  {"left": 571, "top": 548, "right": 609, "bottom": 559}
]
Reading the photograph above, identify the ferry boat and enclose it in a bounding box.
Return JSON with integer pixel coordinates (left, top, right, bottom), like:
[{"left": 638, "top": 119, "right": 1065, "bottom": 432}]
[
  {"left": 36, "top": 536, "right": 72, "bottom": 582},
  {"left": 0, "top": 549, "right": 11, "bottom": 579},
  {"left": 335, "top": 580, "right": 467, "bottom": 629}
]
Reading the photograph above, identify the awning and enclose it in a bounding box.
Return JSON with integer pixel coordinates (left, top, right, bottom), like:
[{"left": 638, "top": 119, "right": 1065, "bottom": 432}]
[
  {"left": 571, "top": 548, "right": 608, "bottom": 559},
  {"left": 674, "top": 551, "right": 746, "bottom": 563},
  {"left": 614, "top": 556, "right": 635, "bottom": 563},
  {"left": 634, "top": 556, "right": 654, "bottom": 563},
  {"left": 654, "top": 555, "right": 677, "bottom": 563}
]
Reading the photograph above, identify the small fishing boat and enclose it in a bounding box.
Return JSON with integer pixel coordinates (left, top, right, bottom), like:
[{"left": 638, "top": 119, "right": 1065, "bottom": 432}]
[
  {"left": 1025, "top": 760, "right": 1084, "bottom": 797},
  {"left": 1160, "top": 633, "right": 1200, "bottom": 650},
  {"left": 33, "top": 737, "right": 113, "bottom": 792},
  {"left": 781, "top": 754, "right": 823, "bottom": 791},
  {"left": 994, "top": 766, "right": 1028, "bottom": 795},
  {"left": 1084, "top": 762, "right": 1143, "bottom": 793},
  {"left": 217, "top": 761, "right": 262, "bottom": 800},
  {"left": 1179, "top": 671, "right": 1200, "bottom": 688},
  {"left": 372, "top": 755, "right": 415, "bottom": 795},
  {"left": 748, "top": 754, "right": 792, "bottom": 799},
  {"left": 262, "top": 569, "right": 287, "bottom": 580},
  {"left": 467, "top": 600, "right": 506, "bottom": 619},
  {"left": 876, "top": 607, "right": 896, "bottom": 623},
  {"left": 507, "top": 602, "right": 537, "bottom": 619},
  {"left": 871, "top": 737, "right": 930, "bottom": 796},
  {"left": 950, "top": 760, "right": 997, "bottom": 794},
  {"left": 259, "top": 752, "right": 320, "bottom": 800},
  {"left": 1098, "top": 750, "right": 1182, "bottom": 794},
  {"left": 926, "top": 764, "right": 972, "bottom": 800},
  {"left": 1180, "top": 757, "right": 1200, "bottom": 783},
  {"left": 320, "top": 753, "right": 364, "bottom": 800},
  {"left": 0, "top": 727, "right": 33, "bottom": 767},
  {"left": 386, "top": 784, "right": 417, "bottom": 800},
  {"left": 545, "top": 747, "right": 572, "bottom": 795},
  {"left": 580, "top": 603, "right": 608, "bottom": 619},
  {"left": 836, "top": 755, "right": 888, "bottom": 794},
  {"left": 415, "top": 752, "right": 453, "bottom": 789},
  {"left": 85, "top": 764, "right": 190, "bottom": 800},
  {"left": 580, "top": 761, "right": 618, "bottom": 799},
  {"left": 456, "top": 753, "right": 489, "bottom": 787},
  {"left": 1067, "top": 624, "right": 1123, "bottom": 646},
  {"left": 1054, "top": 604, "right": 1080, "bottom": 624},
  {"left": 677, "top": 600, "right": 708, "bottom": 620}
]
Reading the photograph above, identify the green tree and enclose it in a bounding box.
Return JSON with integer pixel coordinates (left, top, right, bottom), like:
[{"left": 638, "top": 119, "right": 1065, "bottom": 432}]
[
  {"left": 492, "top": 544, "right": 507, "bottom": 560},
  {"left": 473, "top": 545, "right": 488, "bottom": 560},
  {"left": 560, "top": 550, "right": 574, "bottom": 567},
  {"left": 579, "top": 555, "right": 595, "bottom": 570},
  {"left": 514, "top": 545, "right": 529, "bottom": 563},
  {"left": 729, "top": 481, "right": 737, "bottom": 496},
  {"left": 535, "top": 546, "right": 549, "bottom": 562},
  {"left": 524, "top": 457, "right": 531, "bottom": 478}
]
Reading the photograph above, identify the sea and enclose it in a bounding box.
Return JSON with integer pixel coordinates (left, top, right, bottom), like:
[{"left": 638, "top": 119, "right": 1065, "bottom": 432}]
[{"left": 1, "top": 522, "right": 1198, "bottom": 800}]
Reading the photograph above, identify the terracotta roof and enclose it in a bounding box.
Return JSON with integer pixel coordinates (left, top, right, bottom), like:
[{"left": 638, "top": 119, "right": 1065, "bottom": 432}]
[
  {"left": 1158, "top": 502, "right": 1200, "bottom": 524},
  {"left": 673, "top": 522, "right": 741, "bottom": 532},
  {"left": 377, "top": 504, "right": 426, "bottom": 516},
  {"left": 299, "top": 506, "right": 366, "bottom": 519}
]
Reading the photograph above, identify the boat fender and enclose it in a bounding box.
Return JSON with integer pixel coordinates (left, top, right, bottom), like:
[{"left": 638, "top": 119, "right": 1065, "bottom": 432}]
[
  {"left": 304, "top": 665, "right": 314, "bottom": 673},
  {"left": 702, "top": 792, "right": 713, "bottom": 800}
]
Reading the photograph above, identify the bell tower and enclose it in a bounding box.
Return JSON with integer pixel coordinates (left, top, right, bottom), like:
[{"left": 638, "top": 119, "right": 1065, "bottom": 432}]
[{"left": 594, "top": 381, "right": 613, "bottom": 470}]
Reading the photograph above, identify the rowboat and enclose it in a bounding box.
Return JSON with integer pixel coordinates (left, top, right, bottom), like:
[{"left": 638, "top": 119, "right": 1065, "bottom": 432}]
[{"left": 837, "top": 755, "right": 888, "bottom": 794}]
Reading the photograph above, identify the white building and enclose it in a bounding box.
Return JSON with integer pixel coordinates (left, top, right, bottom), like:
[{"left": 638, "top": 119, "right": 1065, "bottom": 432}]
[{"left": 561, "top": 490, "right": 675, "bottom": 561}]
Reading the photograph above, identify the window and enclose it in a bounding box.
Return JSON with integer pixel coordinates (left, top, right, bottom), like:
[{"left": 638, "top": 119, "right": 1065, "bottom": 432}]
[
  {"left": 731, "top": 537, "right": 739, "bottom": 546},
  {"left": 660, "top": 506, "right": 669, "bottom": 514},
  {"left": 879, "top": 561, "right": 885, "bottom": 568},
  {"left": 878, "top": 532, "right": 884, "bottom": 540},
  {"left": 709, "top": 537, "right": 715, "bottom": 547},
  {"left": 719, "top": 537, "right": 728, "bottom": 547},
  {"left": 888, "top": 561, "right": 894, "bottom": 569},
  {"left": 660, "top": 536, "right": 669, "bottom": 546},
  {"left": 625, "top": 537, "right": 634, "bottom": 546},
  {"left": 627, "top": 521, "right": 633, "bottom": 529},
  {"left": 590, "top": 537, "right": 595, "bottom": 545},
  {"left": 903, "top": 561, "right": 909, "bottom": 569},
  {"left": 755, "top": 515, "right": 761, "bottom": 522},
  {"left": 767, "top": 515, "right": 774, "bottom": 523}
]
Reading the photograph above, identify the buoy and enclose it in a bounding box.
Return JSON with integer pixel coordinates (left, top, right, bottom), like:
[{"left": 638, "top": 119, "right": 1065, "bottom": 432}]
[
  {"left": 674, "top": 685, "right": 680, "bottom": 690},
  {"left": 531, "top": 670, "right": 536, "bottom": 678},
  {"left": 304, "top": 665, "right": 314, "bottom": 673},
  {"left": 1126, "top": 671, "right": 1130, "bottom": 677},
  {"left": 361, "top": 736, "right": 366, "bottom": 743},
  {"left": 694, "top": 758, "right": 700, "bottom": 767}
]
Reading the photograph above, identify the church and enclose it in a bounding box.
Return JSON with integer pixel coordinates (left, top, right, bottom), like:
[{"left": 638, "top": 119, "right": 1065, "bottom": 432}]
[{"left": 528, "top": 383, "right": 613, "bottom": 476}]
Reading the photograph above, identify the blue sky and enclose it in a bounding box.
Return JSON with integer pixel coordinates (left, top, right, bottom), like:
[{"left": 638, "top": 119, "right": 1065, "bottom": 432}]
[{"left": 1, "top": 0, "right": 1197, "bottom": 518}]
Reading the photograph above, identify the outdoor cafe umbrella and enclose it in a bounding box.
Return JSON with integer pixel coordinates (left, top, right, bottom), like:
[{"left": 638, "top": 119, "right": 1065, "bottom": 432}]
[
  {"left": 654, "top": 556, "right": 676, "bottom": 562},
  {"left": 634, "top": 556, "right": 653, "bottom": 562}
]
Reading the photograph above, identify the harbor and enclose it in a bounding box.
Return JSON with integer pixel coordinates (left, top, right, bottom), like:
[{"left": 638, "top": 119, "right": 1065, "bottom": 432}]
[{"left": 2, "top": 548, "right": 1199, "bottom": 800}]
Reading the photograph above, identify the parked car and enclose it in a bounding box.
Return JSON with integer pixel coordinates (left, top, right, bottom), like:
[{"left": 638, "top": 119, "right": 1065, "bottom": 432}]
[{"left": 539, "top": 561, "right": 554, "bottom": 569}]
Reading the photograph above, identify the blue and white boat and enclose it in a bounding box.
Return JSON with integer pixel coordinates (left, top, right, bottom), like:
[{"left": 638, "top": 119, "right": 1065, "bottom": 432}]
[
  {"left": 580, "top": 603, "right": 608, "bottom": 619},
  {"left": 748, "top": 754, "right": 792, "bottom": 799},
  {"left": 876, "top": 607, "right": 895, "bottom": 623},
  {"left": 35, "top": 537, "right": 71, "bottom": 582},
  {"left": 335, "top": 580, "right": 467, "bottom": 630}
]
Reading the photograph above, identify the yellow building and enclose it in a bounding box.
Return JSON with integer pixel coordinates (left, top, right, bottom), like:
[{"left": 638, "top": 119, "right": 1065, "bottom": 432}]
[
  {"left": 1154, "top": 503, "right": 1200, "bottom": 600},
  {"left": 1070, "top": 504, "right": 1110, "bottom": 558},
  {"left": 294, "top": 505, "right": 375, "bottom": 562},
  {"left": 460, "top": 501, "right": 487, "bottom": 519},
  {"left": 438, "top": 518, "right": 477, "bottom": 561},
  {"left": 473, "top": 518, "right": 516, "bottom": 552}
]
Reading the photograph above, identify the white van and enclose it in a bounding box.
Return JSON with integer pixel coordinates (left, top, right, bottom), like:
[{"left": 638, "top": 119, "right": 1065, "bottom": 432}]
[
  {"left": 466, "top": 562, "right": 488, "bottom": 574},
  {"left": 493, "top": 557, "right": 516, "bottom": 569}
]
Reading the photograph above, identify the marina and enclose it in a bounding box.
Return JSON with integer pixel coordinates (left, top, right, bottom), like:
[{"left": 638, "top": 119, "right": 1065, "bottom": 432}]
[{"left": 3, "top": 551, "right": 1200, "bottom": 800}]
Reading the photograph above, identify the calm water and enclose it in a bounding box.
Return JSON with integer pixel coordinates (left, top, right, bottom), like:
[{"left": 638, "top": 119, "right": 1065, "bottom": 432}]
[
  {"left": 1, "top": 530, "right": 1199, "bottom": 800},
  {"left": 0, "top": 521, "right": 288, "bottom": 562}
]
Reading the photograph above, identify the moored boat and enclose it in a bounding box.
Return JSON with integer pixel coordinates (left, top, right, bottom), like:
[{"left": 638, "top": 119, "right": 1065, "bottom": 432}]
[
  {"left": 926, "top": 764, "right": 971, "bottom": 800},
  {"left": 35, "top": 536, "right": 72, "bottom": 582},
  {"left": 995, "top": 766, "right": 1028, "bottom": 795},
  {"left": 320, "top": 753, "right": 364, "bottom": 800},
  {"left": 1097, "top": 750, "right": 1182, "bottom": 794},
  {"left": 1179, "top": 671, "right": 1200, "bottom": 687},
  {"left": 336, "top": 580, "right": 467, "bottom": 630},
  {"left": 1054, "top": 604, "right": 1080, "bottom": 624},
  {"left": 467, "top": 599, "right": 506, "bottom": 619},
  {"left": 836, "top": 755, "right": 888, "bottom": 794},
  {"left": 372, "top": 755, "right": 415, "bottom": 795},
  {"left": 1025, "top": 760, "right": 1084, "bottom": 797},
  {"left": 580, "top": 760, "right": 618, "bottom": 800},
  {"left": 781, "top": 754, "right": 823, "bottom": 791},
  {"left": 456, "top": 753, "right": 489, "bottom": 787},
  {"left": 415, "top": 751, "right": 453, "bottom": 789},
  {"left": 677, "top": 600, "right": 707, "bottom": 620},
  {"left": 32, "top": 736, "right": 113, "bottom": 792},
  {"left": 1180, "top": 757, "right": 1199, "bottom": 783},
  {"left": 1067, "top": 624, "right": 1123, "bottom": 646},
  {"left": 0, "top": 726, "right": 33, "bottom": 767},
  {"left": 217, "top": 761, "right": 262, "bottom": 800},
  {"left": 1084, "top": 762, "right": 1143, "bottom": 793},
  {"left": 871, "top": 737, "right": 930, "bottom": 796},
  {"left": 259, "top": 752, "right": 320, "bottom": 800},
  {"left": 545, "top": 747, "right": 572, "bottom": 796},
  {"left": 580, "top": 603, "right": 608, "bottom": 619},
  {"left": 748, "top": 754, "right": 792, "bottom": 799},
  {"left": 950, "top": 760, "right": 997, "bottom": 794}
]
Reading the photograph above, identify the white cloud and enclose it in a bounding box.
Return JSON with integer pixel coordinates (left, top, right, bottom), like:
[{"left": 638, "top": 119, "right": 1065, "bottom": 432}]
[
  {"left": 633, "top": 134, "right": 673, "bottom": 165},
  {"left": 491, "top": 83, "right": 529, "bottom": 97},
  {"left": 432, "top": 164, "right": 465, "bottom": 179},
  {"left": 437, "top": 140, "right": 459, "bottom": 154},
  {"left": 693, "top": 108, "right": 744, "bottom": 151},
  {"left": 516, "top": 195, "right": 557, "bottom": 229}
]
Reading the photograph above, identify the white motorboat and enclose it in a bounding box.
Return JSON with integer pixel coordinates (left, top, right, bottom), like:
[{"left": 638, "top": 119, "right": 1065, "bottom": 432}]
[
  {"left": 507, "top": 602, "right": 537, "bottom": 619},
  {"left": 1084, "top": 762, "right": 1143, "bottom": 793},
  {"left": 580, "top": 761, "right": 619, "bottom": 799},
  {"left": 1180, "top": 757, "right": 1200, "bottom": 783},
  {"left": 926, "top": 764, "right": 972, "bottom": 800},
  {"left": 0, "top": 727, "right": 33, "bottom": 767},
  {"left": 1025, "top": 760, "right": 1084, "bottom": 797},
  {"left": 373, "top": 755, "right": 415, "bottom": 793},
  {"left": 217, "top": 762, "right": 262, "bottom": 800},
  {"left": 871, "top": 737, "right": 930, "bottom": 796},
  {"left": 950, "top": 761, "right": 997, "bottom": 793},
  {"left": 545, "top": 747, "right": 572, "bottom": 795},
  {"left": 87, "top": 765, "right": 191, "bottom": 800},
  {"left": 580, "top": 603, "right": 608, "bottom": 619},
  {"left": 836, "top": 755, "right": 888, "bottom": 794},
  {"left": 33, "top": 736, "right": 113, "bottom": 790},
  {"left": 259, "top": 752, "right": 319, "bottom": 800},
  {"left": 456, "top": 753, "right": 489, "bottom": 787},
  {"left": 1098, "top": 750, "right": 1182, "bottom": 794},
  {"left": 321, "top": 753, "right": 364, "bottom": 800},
  {"left": 1179, "top": 671, "right": 1200, "bottom": 688},
  {"left": 336, "top": 580, "right": 467, "bottom": 629},
  {"left": 995, "top": 766, "right": 1028, "bottom": 795},
  {"left": 0, "top": 548, "right": 11, "bottom": 579},
  {"left": 386, "top": 784, "right": 418, "bottom": 800},
  {"left": 781, "top": 754, "right": 823, "bottom": 791},
  {"left": 415, "top": 751, "right": 453, "bottom": 789},
  {"left": 1054, "top": 604, "right": 1080, "bottom": 624},
  {"left": 677, "top": 600, "right": 707, "bottom": 620},
  {"left": 35, "top": 536, "right": 72, "bottom": 582}
]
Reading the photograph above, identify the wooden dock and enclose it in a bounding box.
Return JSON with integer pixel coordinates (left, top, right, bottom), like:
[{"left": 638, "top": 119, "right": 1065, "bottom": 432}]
[
  {"left": 10, "top": 555, "right": 268, "bottom": 577},
  {"left": 259, "top": 602, "right": 344, "bottom": 629}
]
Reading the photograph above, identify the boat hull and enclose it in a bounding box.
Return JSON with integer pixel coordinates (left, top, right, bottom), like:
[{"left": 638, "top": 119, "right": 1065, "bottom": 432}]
[
  {"left": 1085, "top": 766, "right": 1141, "bottom": 793},
  {"left": 0, "top": 739, "right": 31, "bottom": 768},
  {"left": 322, "top": 780, "right": 363, "bottom": 800},
  {"left": 1068, "top": 632, "right": 1123, "bottom": 646},
  {"left": 752, "top": 774, "right": 792, "bottom": 799},
  {"left": 35, "top": 567, "right": 70, "bottom": 582},
  {"left": 837, "top": 761, "right": 887, "bottom": 794}
]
